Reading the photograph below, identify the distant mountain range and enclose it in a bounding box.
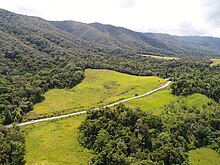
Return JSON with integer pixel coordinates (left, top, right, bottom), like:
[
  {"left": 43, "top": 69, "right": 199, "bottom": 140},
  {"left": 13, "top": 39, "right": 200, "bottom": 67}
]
[{"left": 1, "top": 8, "right": 220, "bottom": 57}]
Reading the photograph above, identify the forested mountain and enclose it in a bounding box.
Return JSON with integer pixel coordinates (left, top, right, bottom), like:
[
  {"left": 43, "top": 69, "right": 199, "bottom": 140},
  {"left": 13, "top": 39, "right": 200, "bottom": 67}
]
[
  {"left": 51, "top": 21, "right": 220, "bottom": 57},
  {"left": 1, "top": 8, "right": 220, "bottom": 59}
]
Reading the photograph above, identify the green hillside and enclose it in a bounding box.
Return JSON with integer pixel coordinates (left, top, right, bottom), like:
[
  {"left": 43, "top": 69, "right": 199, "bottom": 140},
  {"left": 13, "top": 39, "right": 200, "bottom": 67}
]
[
  {"left": 189, "top": 148, "right": 220, "bottom": 165},
  {"left": 30, "top": 69, "right": 166, "bottom": 118},
  {"left": 24, "top": 115, "right": 92, "bottom": 165},
  {"left": 1, "top": 9, "right": 220, "bottom": 165},
  {"left": 124, "top": 89, "right": 178, "bottom": 114},
  {"left": 23, "top": 69, "right": 218, "bottom": 164}
]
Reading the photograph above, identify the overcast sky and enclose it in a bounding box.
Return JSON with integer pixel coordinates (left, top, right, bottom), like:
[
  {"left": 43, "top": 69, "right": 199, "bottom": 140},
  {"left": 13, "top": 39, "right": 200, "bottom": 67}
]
[{"left": 1, "top": 0, "right": 220, "bottom": 37}]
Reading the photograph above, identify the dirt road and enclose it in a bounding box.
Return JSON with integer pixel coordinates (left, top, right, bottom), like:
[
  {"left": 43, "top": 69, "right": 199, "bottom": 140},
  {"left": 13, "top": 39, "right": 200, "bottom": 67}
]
[{"left": 11, "top": 81, "right": 171, "bottom": 127}]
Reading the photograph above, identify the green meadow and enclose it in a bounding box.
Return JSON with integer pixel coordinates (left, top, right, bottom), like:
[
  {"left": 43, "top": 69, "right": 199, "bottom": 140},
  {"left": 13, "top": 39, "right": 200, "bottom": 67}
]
[
  {"left": 142, "top": 54, "right": 179, "bottom": 60},
  {"left": 124, "top": 89, "right": 178, "bottom": 114},
  {"left": 24, "top": 91, "right": 218, "bottom": 165},
  {"left": 210, "top": 58, "right": 220, "bottom": 66},
  {"left": 31, "top": 69, "right": 166, "bottom": 118},
  {"left": 189, "top": 148, "right": 220, "bottom": 165},
  {"left": 23, "top": 115, "right": 92, "bottom": 165}
]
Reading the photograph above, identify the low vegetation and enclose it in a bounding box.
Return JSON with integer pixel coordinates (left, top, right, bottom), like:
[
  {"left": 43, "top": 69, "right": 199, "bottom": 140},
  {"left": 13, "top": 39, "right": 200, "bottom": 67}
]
[
  {"left": 124, "top": 89, "right": 178, "bottom": 115},
  {"left": 24, "top": 85, "right": 220, "bottom": 164},
  {"left": 189, "top": 148, "right": 220, "bottom": 165},
  {"left": 23, "top": 115, "right": 92, "bottom": 165},
  {"left": 31, "top": 69, "right": 165, "bottom": 118}
]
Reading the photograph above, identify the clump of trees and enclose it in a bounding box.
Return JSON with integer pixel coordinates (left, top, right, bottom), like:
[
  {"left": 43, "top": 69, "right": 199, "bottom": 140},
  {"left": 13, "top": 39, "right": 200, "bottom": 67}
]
[
  {"left": 0, "top": 126, "right": 26, "bottom": 165},
  {"left": 171, "top": 65, "right": 220, "bottom": 102},
  {"left": 78, "top": 104, "right": 220, "bottom": 165}
]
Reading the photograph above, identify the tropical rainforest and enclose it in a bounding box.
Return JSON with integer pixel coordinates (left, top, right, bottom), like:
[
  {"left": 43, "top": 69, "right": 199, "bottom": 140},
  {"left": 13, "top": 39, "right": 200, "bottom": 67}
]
[
  {"left": 0, "top": 8, "right": 220, "bottom": 164},
  {"left": 78, "top": 103, "right": 220, "bottom": 165}
]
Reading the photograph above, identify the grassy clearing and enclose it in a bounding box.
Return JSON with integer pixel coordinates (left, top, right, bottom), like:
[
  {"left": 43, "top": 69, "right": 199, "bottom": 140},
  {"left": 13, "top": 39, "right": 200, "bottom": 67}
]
[
  {"left": 142, "top": 54, "right": 179, "bottom": 60},
  {"left": 24, "top": 69, "right": 216, "bottom": 164},
  {"left": 189, "top": 148, "right": 220, "bottom": 165},
  {"left": 23, "top": 114, "right": 92, "bottom": 165},
  {"left": 124, "top": 89, "right": 178, "bottom": 115},
  {"left": 31, "top": 69, "right": 166, "bottom": 118},
  {"left": 124, "top": 89, "right": 213, "bottom": 115},
  {"left": 24, "top": 90, "right": 215, "bottom": 164},
  {"left": 182, "top": 93, "right": 214, "bottom": 112},
  {"left": 210, "top": 58, "right": 220, "bottom": 66}
]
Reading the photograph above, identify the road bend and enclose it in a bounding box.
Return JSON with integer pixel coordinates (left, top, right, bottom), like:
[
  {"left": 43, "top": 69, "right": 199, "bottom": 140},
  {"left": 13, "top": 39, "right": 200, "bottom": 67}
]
[{"left": 9, "top": 81, "right": 171, "bottom": 127}]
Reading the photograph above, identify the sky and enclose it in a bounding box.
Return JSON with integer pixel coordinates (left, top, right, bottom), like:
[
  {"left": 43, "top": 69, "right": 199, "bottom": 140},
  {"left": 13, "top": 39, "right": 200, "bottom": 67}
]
[{"left": 1, "top": 0, "right": 220, "bottom": 37}]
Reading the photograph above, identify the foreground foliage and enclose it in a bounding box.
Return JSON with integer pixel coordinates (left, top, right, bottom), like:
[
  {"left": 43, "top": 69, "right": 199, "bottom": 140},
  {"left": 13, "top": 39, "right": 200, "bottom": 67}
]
[
  {"left": 0, "top": 126, "right": 26, "bottom": 165},
  {"left": 78, "top": 104, "right": 220, "bottom": 165}
]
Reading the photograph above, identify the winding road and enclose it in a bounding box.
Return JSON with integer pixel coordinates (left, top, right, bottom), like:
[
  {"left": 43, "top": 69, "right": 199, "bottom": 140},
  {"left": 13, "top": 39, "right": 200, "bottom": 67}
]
[{"left": 11, "top": 81, "right": 171, "bottom": 127}]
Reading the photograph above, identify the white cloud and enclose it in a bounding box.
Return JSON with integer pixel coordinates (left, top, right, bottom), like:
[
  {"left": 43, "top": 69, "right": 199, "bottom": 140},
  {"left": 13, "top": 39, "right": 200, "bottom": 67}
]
[
  {"left": 1, "top": 0, "right": 220, "bottom": 37},
  {"left": 119, "top": 0, "right": 136, "bottom": 8}
]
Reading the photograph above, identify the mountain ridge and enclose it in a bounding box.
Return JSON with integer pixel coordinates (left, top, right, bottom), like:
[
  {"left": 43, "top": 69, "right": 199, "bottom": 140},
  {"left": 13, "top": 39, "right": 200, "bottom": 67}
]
[{"left": 1, "top": 8, "right": 220, "bottom": 57}]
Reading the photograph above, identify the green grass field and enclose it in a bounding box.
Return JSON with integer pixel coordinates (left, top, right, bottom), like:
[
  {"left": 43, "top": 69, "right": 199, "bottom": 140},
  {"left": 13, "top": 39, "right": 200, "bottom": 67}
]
[
  {"left": 142, "top": 54, "right": 179, "bottom": 60},
  {"left": 124, "top": 89, "right": 213, "bottom": 115},
  {"left": 182, "top": 93, "right": 214, "bottom": 111},
  {"left": 189, "top": 148, "right": 220, "bottom": 165},
  {"left": 31, "top": 69, "right": 166, "bottom": 118},
  {"left": 23, "top": 115, "right": 92, "bottom": 165},
  {"left": 24, "top": 92, "right": 216, "bottom": 165},
  {"left": 210, "top": 58, "right": 220, "bottom": 66},
  {"left": 124, "top": 89, "right": 178, "bottom": 114}
]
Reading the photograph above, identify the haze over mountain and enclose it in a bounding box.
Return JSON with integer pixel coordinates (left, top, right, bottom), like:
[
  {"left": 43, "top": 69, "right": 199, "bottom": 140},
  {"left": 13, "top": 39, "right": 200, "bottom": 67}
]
[
  {"left": 1, "top": 9, "right": 220, "bottom": 58},
  {"left": 2, "top": 0, "right": 220, "bottom": 38}
]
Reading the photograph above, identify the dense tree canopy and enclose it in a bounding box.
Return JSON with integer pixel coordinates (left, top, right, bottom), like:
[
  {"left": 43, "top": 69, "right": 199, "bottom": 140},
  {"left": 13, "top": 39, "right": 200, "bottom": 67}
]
[
  {"left": 0, "top": 126, "right": 26, "bottom": 165},
  {"left": 171, "top": 65, "right": 220, "bottom": 102},
  {"left": 78, "top": 104, "right": 220, "bottom": 165}
]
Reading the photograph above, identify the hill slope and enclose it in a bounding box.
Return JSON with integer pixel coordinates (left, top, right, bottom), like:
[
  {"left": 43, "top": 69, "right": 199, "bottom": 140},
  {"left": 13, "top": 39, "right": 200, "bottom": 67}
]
[
  {"left": 51, "top": 21, "right": 220, "bottom": 57},
  {"left": 0, "top": 8, "right": 219, "bottom": 124},
  {"left": 1, "top": 8, "right": 220, "bottom": 59}
]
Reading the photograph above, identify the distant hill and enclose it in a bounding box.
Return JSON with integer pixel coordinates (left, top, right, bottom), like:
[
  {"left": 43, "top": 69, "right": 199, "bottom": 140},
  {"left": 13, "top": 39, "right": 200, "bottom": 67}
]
[
  {"left": 1, "top": 8, "right": 220, "bottom": 57},
  {"left": 52, "top": 21, "right": 220, "bottom": 57}
]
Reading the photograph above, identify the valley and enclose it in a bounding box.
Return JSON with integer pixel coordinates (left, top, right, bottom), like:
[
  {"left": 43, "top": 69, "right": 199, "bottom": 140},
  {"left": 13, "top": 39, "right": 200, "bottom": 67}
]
[{"left": 1, "top": 8, "right": 220, "bottom": 165}]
